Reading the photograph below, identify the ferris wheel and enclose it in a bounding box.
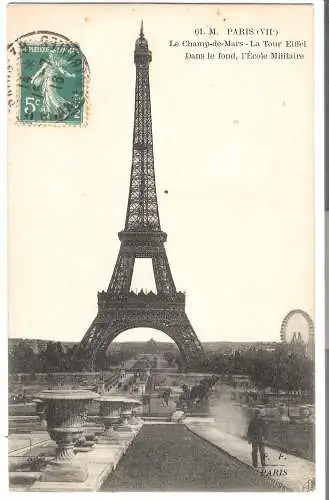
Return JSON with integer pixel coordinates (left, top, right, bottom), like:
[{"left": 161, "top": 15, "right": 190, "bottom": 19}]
[{"left": 280, "top": 309, "right": 314, "bottom": 345}]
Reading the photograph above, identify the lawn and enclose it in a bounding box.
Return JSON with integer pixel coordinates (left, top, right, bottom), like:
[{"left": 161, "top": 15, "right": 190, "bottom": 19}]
[{"left": 102, "top": 424, "right": 281, "bottom": 491}]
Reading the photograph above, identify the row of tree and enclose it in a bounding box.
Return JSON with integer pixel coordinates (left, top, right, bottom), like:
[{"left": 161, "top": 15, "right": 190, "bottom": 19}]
[
  {"left": 175, "top": 347, "right": 315, "bottom": 396},
  {"left": 8, "top": 341, "right": 135, "bottom": 373},
  {"left": 9, "top": 340, "right": 315, "bottom": 397}
]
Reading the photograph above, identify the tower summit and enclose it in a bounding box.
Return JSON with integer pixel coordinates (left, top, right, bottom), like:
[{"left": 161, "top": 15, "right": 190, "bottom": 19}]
[
  {"left": 74, "top": 26, "right": 206, "bottom": 370},
  {"left": 125, "top": 22, "right": 159, "bottom": 233}
]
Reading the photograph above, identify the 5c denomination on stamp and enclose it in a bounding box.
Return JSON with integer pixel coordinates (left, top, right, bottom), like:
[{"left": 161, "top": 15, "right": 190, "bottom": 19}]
[
  {"left": 20, "top": 43, "right": 84, "bottom": 124},
  {"left": 8, "top": 31, "right": 90, "bottom": 126}
]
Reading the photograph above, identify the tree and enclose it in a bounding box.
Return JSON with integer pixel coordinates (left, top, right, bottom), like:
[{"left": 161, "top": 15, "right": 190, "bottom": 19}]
[
  {"left": 41, "top": 341, "right": 65, "bottom": 372},
  {"left": 9, "top": 341, "right": 37, "bottom": 373},
  {"left": 164, "top": 351, "right": 175, "bottom": 367}
]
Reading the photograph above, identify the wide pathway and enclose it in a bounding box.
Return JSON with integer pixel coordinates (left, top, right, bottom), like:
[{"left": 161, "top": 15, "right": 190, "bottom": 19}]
[
  {"left": 101, "top": 424, "right": 282, "bottom": 491},
  {"left": 185, "top": 420, "right": 315, "bottom": 492}
]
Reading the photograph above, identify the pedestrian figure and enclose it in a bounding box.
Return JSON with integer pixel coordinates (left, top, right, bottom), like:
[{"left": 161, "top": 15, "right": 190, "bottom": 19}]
[
  {"left": 247, "top": 409, "right": 267, "bottom": 467},
  {"left": 159, "top": 388, "right": 170, "bottom": 407}
]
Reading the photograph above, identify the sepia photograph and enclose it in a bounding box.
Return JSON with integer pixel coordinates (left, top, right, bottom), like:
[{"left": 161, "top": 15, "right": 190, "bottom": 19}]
[{"left": 6, "top": 2, "right": 321, "bottom": 494}]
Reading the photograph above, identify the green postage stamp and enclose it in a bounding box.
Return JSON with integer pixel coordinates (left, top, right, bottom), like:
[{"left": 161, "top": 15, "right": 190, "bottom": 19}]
[{"left": 19, "top": 43, "right": 85, "bottom": 124}]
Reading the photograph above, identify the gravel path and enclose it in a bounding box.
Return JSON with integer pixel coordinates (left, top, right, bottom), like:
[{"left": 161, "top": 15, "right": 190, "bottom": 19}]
[{"left": 102, "top": 424, "right": 280, "bottom": 491}]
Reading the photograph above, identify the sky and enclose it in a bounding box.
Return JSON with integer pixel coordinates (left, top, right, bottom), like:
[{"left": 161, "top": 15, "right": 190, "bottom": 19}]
[{"left": 8, "top": 3, "right": 314, "bottom": 344}]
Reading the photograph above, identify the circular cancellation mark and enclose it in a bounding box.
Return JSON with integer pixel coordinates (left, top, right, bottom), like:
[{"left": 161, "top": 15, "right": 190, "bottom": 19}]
[{"left": 7, "top": 30, "right": 90, "bottom": 125}]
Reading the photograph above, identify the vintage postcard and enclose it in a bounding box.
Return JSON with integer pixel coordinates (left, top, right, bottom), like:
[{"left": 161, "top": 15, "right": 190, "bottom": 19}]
[{"left": 7, "top": 2, "right": 320, "bottom": 494}]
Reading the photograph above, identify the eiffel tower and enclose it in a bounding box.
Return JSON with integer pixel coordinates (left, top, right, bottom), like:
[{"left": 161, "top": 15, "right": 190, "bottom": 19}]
[{"left": 74, "top": 23, "right": 206, "bottom": 370}]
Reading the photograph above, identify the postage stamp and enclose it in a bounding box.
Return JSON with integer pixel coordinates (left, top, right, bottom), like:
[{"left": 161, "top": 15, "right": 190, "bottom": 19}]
[
  {"left": 7, "top": 31, "right": 90, "bottom": 126},
  {"left": 19, "top": 43, "right": 84, "bottom": 124}
]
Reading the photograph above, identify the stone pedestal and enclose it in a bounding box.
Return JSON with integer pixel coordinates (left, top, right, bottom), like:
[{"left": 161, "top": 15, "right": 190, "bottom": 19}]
[
  {"left": 97, "top": 416, "right": 121, "bottom": 444},
  {"left": 37, "top": 389, "right": 99, "bottom": 483},
  {"left": 41, "top": 460, "right": 88, "bottom": 483}
]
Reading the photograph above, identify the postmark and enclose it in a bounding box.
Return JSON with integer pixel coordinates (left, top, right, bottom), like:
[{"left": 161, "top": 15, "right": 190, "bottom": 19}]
[
  {"left": 19, "top": 43, "right": 84, "bottom": 124},
  {"left": 7, "top": 31, "right": 90, "bottom": 126},
  {"left": 302, "top": 477, "right": 315, "bottom": 492}
]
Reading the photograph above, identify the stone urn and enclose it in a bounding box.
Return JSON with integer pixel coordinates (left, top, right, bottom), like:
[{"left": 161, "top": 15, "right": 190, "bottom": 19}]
[
  {"left": 37, "top": 389, "right": 99, "bottom": 482},
  {"left": 97, "top": 395, "right": 123, "bottom": 444},
  {"left": 116, "top": 398, "right": 141, "bottom": 433},
  {"left": 32, "top": 398, "right": 47, "bottom": 430}
]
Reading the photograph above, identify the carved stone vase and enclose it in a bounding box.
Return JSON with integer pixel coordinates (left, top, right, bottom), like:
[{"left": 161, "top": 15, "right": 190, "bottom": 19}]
[
  {"left": 97, "top": 396, "right": 125, "bottom": 444},
  {"left": 38, "top": 389, "right": 99, "bottom": 482},
  {"left": 116, "top": 398, "right": 141, "bottom": 433}
]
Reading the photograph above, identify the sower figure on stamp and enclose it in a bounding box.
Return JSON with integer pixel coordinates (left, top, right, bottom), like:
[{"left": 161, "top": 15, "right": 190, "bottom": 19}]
[{"left": 247, "top": 409, "right": 267, "bottom": 467}]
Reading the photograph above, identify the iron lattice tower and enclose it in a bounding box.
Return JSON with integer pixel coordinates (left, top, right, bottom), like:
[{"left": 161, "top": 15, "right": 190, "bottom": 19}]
[{"left": 74, "top": 24, "right": 206, "bottom": 370}]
